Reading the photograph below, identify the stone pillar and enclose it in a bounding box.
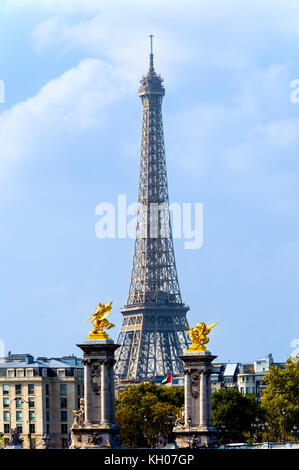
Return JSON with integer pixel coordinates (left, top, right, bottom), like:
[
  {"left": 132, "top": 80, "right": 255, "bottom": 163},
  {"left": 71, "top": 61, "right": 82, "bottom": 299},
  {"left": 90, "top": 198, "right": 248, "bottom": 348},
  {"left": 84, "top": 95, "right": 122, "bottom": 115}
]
[
  {"left": 199, "top": 370, "right": 207, "bottom": 427},
  {"left": 184, "top": 371, "right": 192, "bottom": 428},
  {"left": 70, "top": 339, "right": 120, "bottom": 449},
  {"left": 83, "top": 359, "right": 92, "bottom": 425},
  {"left": 173, "top": 351, "right": 216, "bottom": 448}
]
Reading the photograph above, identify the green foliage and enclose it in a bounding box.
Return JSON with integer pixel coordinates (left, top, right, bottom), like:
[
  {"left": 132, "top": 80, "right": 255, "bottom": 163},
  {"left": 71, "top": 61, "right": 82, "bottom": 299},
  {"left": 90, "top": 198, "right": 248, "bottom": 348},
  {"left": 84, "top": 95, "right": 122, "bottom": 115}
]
[
  {"left": 115, "top": 382, "right": 183, "bottom": 447},
  {"left": 261, "top": 358, "right": 299, "bottom": 441},
  {"left": 212, "top": 388, "right": 261, "bottom": 444}
]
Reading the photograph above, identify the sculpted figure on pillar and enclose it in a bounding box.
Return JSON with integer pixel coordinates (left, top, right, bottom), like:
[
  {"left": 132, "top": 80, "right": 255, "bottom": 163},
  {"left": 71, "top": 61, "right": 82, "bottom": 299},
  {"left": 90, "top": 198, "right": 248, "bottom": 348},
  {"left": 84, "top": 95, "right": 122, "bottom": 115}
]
[{"left": 185, "top": 321, "right": 218, "bottom": 352}]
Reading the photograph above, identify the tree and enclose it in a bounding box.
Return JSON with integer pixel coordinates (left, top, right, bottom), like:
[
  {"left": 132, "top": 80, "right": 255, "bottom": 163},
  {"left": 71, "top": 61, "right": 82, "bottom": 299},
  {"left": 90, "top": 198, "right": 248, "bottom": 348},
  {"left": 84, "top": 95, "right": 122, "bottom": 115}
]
[
  {"left": 115, "top": 382, "right": 183, "bottom": 447},
  {"left": 261, "top": 358, "right": 299, "bottom": 442},
  {"left": 211, "top": 388, "right": 261, "bottom": 444}
]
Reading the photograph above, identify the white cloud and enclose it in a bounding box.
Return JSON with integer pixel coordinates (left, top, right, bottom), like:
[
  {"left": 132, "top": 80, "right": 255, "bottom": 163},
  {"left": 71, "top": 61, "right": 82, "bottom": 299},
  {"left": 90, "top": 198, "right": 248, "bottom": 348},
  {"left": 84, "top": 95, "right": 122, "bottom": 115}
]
[{"left": 0, "top": 58, "right": 127, "bottom": 179}]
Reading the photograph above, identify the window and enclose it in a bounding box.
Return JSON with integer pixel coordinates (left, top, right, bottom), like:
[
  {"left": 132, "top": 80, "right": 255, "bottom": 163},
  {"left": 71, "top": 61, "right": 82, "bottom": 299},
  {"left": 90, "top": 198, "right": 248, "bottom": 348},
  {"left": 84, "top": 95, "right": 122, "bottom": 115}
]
[
  {"left": 60, "top": 384, "right": 67, "bottom": 396},
  {"left": 3, "top": 411, "right": 10, "bottom": 422},
  {"left": 16, "top": 424, "right": 22, "bottom": 433},
  {"left": 28, "top": 384, "right": 34, "bottom": 395},
  {"left": 3, "top": 398, "right": 9, "bottom": 408},
  {"left": 46, "top": 410, "right": 50, "bottom": 422},
  {"left": 3, "top": 384, "right": 9, "bottom": 395},
  {"left": 16, "top": 411, "right": 22, "bottom": 421},
  {"left": 61, "top": 424, "right": 68, "bottom": 435},
  {"left": 16, "top": 369, "right": 24, "bottom": 377},
  {"left": 29, "top": 397, "right": 35, "bottom": 408},
  {"left": 42, "top": 369, "right": 47, "bottom": 378},
  {"left": 60, "top": 411, "right": 67, "bottom": 422},
  {"left": 15, "top": 384, "right": 22, "bottom": 395},
  {"left": 45, "top": 384, "right": 49, "bottom": 395},
  {"left": 29, "top": 411, "right": 35, "bottom": 421},
  {"left": 7, "top": 370, "right": 14, "bottom": 378},
  {"left": 4, "top": 424, "right": 10, "bottom": 434},
  {"left": 60, "top": 398, "right": 67, "bottom": 408},
  {"left": 77, "top": 384, "right": 80, "bottom": 395},
  {"left": 58, "top": 369, "right": 65, "bottom": 378},
  {"left": 46, "top": 423, "right": 50, "bottom": 434},
  {"left": 26, "top": 369, "right": 33, "bottom": 377},
  {"left": 46, "top": 397, "right": 49, "bottom": 408},
  {"left": 15, "top": 398, "right": 22, "bottom": 408}
]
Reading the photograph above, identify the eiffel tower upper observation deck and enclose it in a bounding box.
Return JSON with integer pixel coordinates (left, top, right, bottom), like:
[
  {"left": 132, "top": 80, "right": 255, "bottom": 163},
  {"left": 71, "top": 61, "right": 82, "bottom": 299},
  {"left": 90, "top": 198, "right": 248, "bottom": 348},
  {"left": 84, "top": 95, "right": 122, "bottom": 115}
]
[{"left": 115, "top": 37, "right": 190, "bottom": 381}]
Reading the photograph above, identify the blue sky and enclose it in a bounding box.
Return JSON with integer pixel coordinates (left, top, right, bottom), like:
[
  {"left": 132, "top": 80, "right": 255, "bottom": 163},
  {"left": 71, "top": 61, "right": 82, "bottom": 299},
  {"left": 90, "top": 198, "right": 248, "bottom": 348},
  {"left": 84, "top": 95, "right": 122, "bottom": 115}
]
[{"left": 0, "top": 0, "right": 298, "bottom": 363}]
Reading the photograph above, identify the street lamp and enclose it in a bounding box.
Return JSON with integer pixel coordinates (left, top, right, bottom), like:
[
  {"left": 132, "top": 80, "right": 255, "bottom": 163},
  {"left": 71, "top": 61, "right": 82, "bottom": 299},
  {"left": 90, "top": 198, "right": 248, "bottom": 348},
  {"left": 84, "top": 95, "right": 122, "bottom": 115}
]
[
  {"left": 143, "top": 415, "right": 148, "bottom": 447},
  {"left": 291, "top": 425, "right": 297, "bottom": 442},
  {"left": 187, "top": 415, "right": 192, "bottom": 448},
  {"left": 281, "top": 408, "right": 286, "bottom": 442},
  {"left": 220, "top": 425, "right": 228, "bottom": 448},
  {"left": 251, "top": 417, "right": 261, "bottom": 443}
]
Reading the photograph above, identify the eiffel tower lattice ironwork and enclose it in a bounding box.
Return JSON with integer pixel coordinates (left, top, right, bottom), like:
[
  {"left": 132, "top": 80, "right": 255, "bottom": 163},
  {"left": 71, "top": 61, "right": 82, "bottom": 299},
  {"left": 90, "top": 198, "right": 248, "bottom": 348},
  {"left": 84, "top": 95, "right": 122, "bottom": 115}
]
[{"left": 115, "top": 37, "right": 190, "bottom": 381}]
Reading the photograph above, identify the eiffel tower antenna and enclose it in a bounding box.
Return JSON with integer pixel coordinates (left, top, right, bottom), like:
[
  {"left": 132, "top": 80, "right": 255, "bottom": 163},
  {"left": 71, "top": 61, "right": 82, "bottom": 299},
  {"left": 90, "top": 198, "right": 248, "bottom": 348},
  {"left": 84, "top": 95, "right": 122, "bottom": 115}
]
[{"left": 115, "top": 38, "right": 190, "bottom": 381}]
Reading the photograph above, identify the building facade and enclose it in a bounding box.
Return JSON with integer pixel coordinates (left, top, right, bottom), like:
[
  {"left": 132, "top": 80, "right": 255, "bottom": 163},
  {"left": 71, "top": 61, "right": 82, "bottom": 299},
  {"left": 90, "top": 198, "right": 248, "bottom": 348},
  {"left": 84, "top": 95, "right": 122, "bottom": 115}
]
[
  {"left": 0, "top": 353, "right": 83, "bottom": 448},
  {"left": 210, "top": 354, "right": 284, "bottom": 398}
]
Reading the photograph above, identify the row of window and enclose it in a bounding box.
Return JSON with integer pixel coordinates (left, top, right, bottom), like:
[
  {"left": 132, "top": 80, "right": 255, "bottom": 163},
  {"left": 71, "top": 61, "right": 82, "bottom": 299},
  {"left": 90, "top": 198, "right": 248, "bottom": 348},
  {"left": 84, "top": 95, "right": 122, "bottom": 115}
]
[
  {"left": 3, "top": 397, "right": 35, "bottom": 408},
  {"left": 5, "top": 369, "right": 82, "bottom": 378},
  {"left": 45, "top": 410, "right": 68, "bottom": 423},
  {"left": 3, "top": 423, "right": 36, "bottom": 434},
  {"left": 2, "top": 384, "right": 35, "bottom": 395},
  {"left": 4, "top": 383, "right": 69, "bottom": 396},
  {"left": 3, "top": 410, "right": 36, "bottom": 421},
  {"left": 2, "top": 383, "right": 82, "bottom": 397},
  {"left": 3, "top": 409, "right": 68, "bottom": 423},
  {"left": 6, "top": 369, "right": 35, "bottom": 378}
]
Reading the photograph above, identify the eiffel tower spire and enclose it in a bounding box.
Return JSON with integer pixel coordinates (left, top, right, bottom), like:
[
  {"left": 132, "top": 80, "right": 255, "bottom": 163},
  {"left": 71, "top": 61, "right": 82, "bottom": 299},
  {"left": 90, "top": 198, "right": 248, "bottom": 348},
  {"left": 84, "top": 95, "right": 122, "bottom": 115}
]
[{"left": 115, "top": 38, "right": 190, "bottom": 381}]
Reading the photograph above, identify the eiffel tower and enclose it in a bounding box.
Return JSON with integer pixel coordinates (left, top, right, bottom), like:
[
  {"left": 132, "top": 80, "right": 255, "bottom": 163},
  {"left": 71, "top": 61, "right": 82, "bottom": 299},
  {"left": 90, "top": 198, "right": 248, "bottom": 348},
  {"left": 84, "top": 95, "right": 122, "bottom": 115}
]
[{"left": 115, "top": 37, "right": 190, "bottom": 381}]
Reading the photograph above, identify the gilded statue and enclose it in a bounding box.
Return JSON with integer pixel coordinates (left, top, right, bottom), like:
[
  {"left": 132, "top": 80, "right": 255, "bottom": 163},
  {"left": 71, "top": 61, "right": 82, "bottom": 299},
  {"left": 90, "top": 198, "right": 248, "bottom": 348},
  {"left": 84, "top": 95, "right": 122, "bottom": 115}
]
[
  {"left": 86, "top": 301, "right": 115, "bottom": 340},
  {"left": 185, "top": 321, "right": 218, "bottom": 352}
]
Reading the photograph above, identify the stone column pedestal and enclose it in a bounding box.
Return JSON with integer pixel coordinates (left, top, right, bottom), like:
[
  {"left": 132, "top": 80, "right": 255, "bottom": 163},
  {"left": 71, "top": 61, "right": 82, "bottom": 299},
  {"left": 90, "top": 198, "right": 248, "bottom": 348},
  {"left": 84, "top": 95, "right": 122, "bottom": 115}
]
[
  {"left": 173, "top": 351, "right": 216, "bottom": 448},
  {"left": 70, "top": 340, "right": 120, "bottom": 449}
]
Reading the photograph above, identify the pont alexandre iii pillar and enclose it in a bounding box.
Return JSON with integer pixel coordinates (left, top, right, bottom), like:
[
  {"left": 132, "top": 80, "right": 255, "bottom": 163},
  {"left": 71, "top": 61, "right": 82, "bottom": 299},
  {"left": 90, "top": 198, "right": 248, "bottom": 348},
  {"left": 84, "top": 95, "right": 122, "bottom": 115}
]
[
  {"left": 70, "top": 339, "right": 120, "bottom": 449},
  {"left": 173, "top": 351, "right": 217, "bottom": 448}
]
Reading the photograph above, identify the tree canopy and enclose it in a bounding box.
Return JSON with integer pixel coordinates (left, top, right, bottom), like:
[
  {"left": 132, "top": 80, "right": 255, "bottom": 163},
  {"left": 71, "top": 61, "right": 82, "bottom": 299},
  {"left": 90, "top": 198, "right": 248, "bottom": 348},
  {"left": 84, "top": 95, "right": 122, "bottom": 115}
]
[
  {"left": 211, "top": 388, "right": 261, "bottom": 443},
  {"left": 115, "top": 382, "right": 183, "bottom": 447},
  {"left": 261, "top": 358, "right": 299, "bottom": 441}
]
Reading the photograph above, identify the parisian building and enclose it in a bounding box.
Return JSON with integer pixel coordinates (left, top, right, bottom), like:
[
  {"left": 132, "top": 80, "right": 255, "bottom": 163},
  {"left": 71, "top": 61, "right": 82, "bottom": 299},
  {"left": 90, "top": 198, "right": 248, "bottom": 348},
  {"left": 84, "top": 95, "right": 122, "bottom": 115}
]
[
  {"left": 210, "top": 353, "right": 285, "bottom": 398},
  {"left": 0, "top": 352, "right": 83, "bottom": 448}
]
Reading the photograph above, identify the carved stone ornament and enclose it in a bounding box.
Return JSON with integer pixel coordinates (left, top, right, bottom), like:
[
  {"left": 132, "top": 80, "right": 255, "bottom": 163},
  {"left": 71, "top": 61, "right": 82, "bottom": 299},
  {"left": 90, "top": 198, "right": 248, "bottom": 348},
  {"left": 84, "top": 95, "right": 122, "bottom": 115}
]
[
  {"left": 91, "top": 362, "right": 102, "bottom": 394},
  {"left": 88, "top": 433, "right": 103, "bottom": 445},
  {"left": 191, "top": 372, "right": 200, "bottom": 399}
]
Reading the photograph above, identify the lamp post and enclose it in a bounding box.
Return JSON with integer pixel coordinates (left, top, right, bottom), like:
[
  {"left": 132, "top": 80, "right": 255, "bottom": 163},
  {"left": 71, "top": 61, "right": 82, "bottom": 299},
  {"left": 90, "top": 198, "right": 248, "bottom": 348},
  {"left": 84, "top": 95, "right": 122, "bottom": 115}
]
[
  {"left": 143, "top": 415, "right": 148, "bottom": 447},
  {"left": 18, "top": 397, "right": 32, "bottom": 449},
  {"left": 162, "top": 414, "right": 174, "bottom": 447},
  {"left": 291, "top": 425, "right": 297, "bottom": 442},
  {"left": 187, "top": 415, "right": 192, "bottom": 448},
  {"left": 220, "top": 425, "right": 228, "bottom": 448},
  {"left": 281, "top": 408, "right": 286, "bottom": 443},
  {"left": 251, "top": 417, "right": 261, "bottom": 443},
  {"left": 264, "top": 421, "right": 271, "bottom": 446}
]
